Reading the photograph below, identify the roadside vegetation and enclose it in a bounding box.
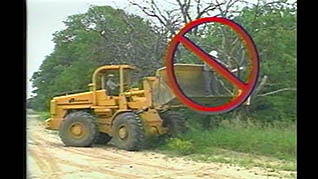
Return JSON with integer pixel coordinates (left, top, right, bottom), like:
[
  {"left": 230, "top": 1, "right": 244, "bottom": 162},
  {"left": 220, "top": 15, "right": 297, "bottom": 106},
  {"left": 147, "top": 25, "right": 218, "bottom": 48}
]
[
  {"left": 155, "top": 109, "right": 296, "bottom": 171},
  {"left": 38, "top": 111, "right": 51, "bottom": 121}
]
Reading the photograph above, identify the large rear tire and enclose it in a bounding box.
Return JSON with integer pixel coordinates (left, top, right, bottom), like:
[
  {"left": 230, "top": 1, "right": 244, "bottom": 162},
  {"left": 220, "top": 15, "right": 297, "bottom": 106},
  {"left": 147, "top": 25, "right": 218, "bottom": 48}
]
[
  {"left": 59, "top": 111, "right": 98, "bottom": 147},
  {"left": 160, "top": 111, "right": 187, "bottom": 137},
  {"left": 111, "top": 112, "right": 145, "bottom": 151}
]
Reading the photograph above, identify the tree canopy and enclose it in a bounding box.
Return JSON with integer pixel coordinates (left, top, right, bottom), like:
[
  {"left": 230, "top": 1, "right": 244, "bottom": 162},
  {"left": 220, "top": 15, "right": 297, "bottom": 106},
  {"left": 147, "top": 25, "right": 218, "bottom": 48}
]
[{"left": 29, "top": 5, "right": 167, "bottom": 110}]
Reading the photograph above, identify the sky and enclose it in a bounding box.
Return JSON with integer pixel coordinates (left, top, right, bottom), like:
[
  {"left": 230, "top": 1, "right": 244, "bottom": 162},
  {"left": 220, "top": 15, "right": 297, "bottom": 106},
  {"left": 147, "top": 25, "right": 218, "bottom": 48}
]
[{"left": 26, "top": 0, "right": 142, "bottom": 98}]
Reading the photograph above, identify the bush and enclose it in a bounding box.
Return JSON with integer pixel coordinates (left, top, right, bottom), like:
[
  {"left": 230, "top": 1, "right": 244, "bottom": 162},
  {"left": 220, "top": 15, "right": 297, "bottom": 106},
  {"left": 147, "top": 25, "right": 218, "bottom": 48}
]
[
  {"left": 164, "top": 138, "right": 194, "bottom": 155},
  {"left": 250, "top": 91, "right": 297, "bottom": 123},
  {"left": 38, "top": 111, "right": 51, "bottom": 121}
]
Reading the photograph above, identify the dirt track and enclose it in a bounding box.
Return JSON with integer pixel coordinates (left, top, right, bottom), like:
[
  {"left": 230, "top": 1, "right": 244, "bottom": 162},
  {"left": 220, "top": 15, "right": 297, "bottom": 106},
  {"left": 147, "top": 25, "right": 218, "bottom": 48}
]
[{"left": 27, "top": 113, "right": 292, "bottom": 179}]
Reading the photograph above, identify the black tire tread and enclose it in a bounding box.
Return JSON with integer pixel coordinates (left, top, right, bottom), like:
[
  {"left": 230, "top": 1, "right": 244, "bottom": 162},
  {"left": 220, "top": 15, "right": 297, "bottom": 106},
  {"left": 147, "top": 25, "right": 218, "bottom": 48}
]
[
  {"left": 160, "top": 111, "right": 187, "bottom": 136},
  {"left": 95, "top": 133, "right": 112, "bottom": 144},
  {"left": 112, "top": 112, "right": 145, "bottom": 151},
  {"left": 59, "top": 111, "right": 99, "bottom": 147}
]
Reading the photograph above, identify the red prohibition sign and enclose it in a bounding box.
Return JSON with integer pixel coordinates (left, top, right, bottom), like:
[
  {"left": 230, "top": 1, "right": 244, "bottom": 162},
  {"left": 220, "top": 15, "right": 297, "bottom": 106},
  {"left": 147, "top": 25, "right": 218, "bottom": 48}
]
[{"left": 165, "top": 16, "right": 259, "bottom": 113}]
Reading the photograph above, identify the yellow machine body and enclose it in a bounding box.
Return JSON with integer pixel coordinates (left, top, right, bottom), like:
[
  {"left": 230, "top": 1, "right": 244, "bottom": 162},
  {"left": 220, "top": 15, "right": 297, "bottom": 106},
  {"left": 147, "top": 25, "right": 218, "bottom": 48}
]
[
  {"left": 47, "top": 65, "right": 168, "bottom": 137},
  {"left": 47, "top": 64, "right": 239, "bottom": 137}
]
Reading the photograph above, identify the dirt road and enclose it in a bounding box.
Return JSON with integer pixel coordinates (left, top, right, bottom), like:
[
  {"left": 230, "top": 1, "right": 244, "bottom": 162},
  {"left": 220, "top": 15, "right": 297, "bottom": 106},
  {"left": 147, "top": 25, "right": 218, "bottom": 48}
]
[{"left": 26, "top": 113, "right": 293, "bottom": 179}]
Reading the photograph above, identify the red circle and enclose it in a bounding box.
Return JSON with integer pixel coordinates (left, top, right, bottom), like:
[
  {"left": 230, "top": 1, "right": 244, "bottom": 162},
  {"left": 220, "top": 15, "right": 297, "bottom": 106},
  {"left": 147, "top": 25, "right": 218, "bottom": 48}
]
[{"left": 164, "top": 17, "right": 259, "bottom": 113}]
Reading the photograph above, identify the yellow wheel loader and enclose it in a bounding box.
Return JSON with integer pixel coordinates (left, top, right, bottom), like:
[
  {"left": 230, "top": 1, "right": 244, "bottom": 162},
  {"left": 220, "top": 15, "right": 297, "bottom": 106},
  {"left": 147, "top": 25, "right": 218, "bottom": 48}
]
[{"left": 46, "top": 64, "right": 239, "bottom": 150}]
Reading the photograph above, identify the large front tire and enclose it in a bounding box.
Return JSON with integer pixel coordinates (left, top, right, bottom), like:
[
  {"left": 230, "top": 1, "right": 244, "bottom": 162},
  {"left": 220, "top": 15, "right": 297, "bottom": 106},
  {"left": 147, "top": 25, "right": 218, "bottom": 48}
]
[
  {"left": 111, "top": 112, "right": 145, "bottom": 151},
  {"left": 59, "top": 111, "right": 98, "bottom": 147}
]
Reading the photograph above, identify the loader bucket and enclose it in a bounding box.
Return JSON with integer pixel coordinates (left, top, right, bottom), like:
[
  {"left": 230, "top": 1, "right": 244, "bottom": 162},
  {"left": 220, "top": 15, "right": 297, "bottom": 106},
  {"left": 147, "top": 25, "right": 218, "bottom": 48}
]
[{"left": 152, "top": 64, "right": 234, "bottom": 108}]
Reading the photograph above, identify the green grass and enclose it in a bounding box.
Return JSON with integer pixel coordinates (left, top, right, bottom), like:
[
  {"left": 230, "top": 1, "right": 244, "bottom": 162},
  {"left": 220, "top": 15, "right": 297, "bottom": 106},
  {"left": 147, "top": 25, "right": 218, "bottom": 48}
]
[
  {"left": 37, "top": 111, "right": 51, "bottom": 121},
  {"left": 157, "top": 119, "right": 297, "bottom": 171}
]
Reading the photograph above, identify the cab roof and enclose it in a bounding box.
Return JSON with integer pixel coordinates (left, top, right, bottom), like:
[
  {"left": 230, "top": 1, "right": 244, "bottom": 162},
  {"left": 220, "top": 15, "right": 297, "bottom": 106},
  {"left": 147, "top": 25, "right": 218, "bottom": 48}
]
[{"left": 94, "top": 65, "right": 135, "bottom": 72}]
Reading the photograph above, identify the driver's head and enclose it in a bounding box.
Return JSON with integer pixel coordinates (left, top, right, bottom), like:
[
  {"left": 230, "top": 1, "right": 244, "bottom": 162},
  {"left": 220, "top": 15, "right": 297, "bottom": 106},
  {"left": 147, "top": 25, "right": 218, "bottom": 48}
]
[
  {"left": 209, "top": 50, "right": 218, "bottom": 58},
  {"left": 108, "top": 74, "right": 114, "bottom": 78}
]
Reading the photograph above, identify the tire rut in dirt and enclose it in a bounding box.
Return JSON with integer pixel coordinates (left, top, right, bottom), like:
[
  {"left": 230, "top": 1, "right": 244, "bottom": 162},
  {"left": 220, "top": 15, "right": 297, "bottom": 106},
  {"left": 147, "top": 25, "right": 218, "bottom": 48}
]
[
  {"left": 62, "top": 147, "right": 181, "bottom": 171},
  {"left": 29, "top": 147, "right": 140, "bottom": 178}
]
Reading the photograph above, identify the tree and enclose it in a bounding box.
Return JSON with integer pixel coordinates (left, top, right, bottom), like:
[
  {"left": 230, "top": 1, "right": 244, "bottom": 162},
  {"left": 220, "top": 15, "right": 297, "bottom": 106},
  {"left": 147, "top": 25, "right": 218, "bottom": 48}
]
[
  {"left": 29, "top": 5, "right": 166, "bottom": 111},
  {"left": 129, "top": 0, "right": 296, "bottom": 123},
  {"left": 29, "top": 1, "right": 297, "bottom": 124},
  {"left": 234, "top": 1, "right": 297, "bottom": 122}
]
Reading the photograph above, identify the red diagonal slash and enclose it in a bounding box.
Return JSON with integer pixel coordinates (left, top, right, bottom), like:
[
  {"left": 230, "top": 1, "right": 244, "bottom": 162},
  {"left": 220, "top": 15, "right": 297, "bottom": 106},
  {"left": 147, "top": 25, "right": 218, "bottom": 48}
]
[{"left": 176, "top": 35, "right": 248, "bottom": 90}]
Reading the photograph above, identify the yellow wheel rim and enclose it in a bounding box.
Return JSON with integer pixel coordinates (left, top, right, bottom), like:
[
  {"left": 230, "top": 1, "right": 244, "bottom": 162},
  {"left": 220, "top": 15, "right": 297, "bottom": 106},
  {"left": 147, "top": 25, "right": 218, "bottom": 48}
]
[
  {"left": 118, "top": 126, "right": 128, "bottom": 140},
  {"left": 69, "top": 122, "right": 87, "bottom": 139}
]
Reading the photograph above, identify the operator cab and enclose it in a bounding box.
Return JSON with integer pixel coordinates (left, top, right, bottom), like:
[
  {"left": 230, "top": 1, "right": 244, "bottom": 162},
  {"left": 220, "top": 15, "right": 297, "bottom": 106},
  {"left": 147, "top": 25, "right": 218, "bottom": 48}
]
[{"left": 91, "top": 65, "right": 138, "bottom": 96}]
